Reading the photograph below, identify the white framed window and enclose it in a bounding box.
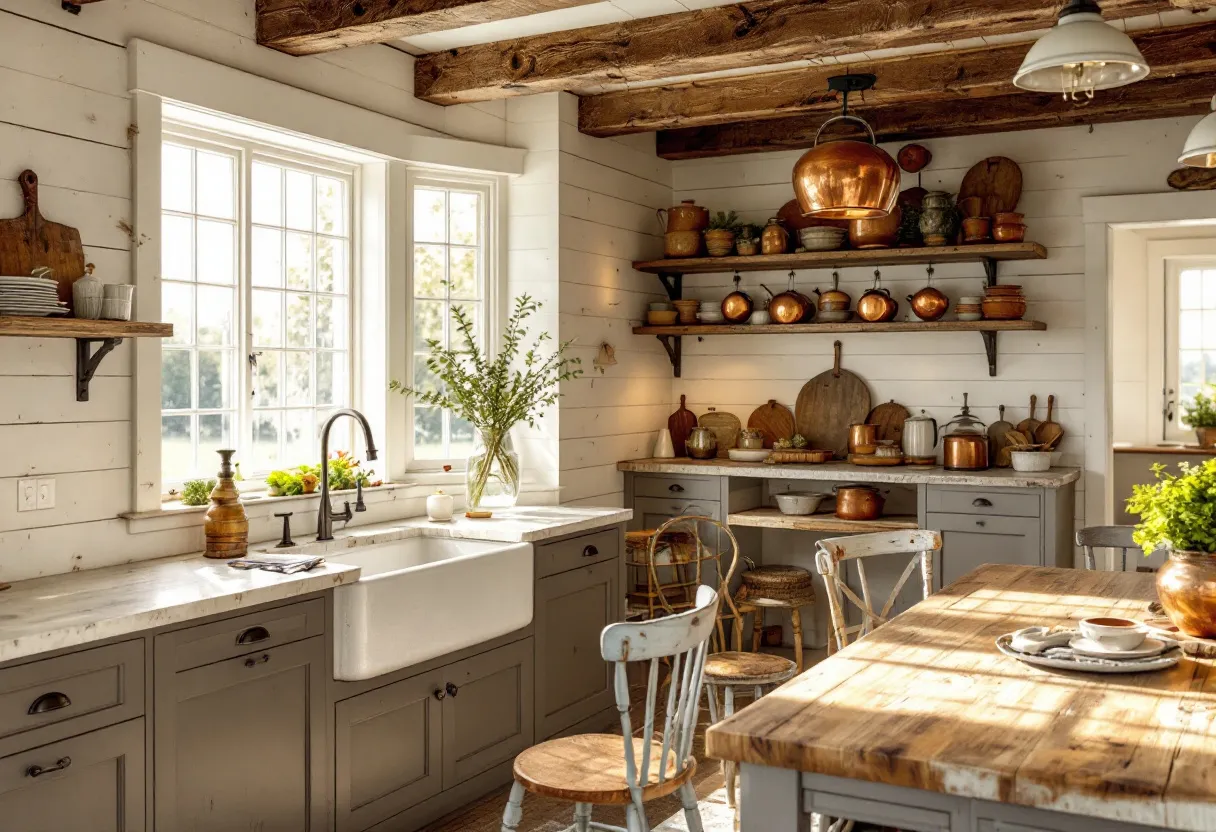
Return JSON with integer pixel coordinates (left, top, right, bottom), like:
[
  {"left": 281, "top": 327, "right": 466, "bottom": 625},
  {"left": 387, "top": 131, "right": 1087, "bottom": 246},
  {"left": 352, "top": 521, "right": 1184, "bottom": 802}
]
[
  {"left": 406, "top": 171, "right": 495, "bottom": 470},
  {"left": 160, "top": 125, "right": 356, "bottom": 491},
  {"left": 1165, "top": 258, "right": 1216, "bottom": 441}
]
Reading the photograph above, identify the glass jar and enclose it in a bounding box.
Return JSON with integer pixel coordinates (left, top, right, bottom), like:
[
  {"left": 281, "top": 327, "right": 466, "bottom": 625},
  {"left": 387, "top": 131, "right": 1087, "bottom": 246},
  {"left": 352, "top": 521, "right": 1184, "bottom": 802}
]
[{"left": 466, "top": 429, "right": 520, "bottom": 510}]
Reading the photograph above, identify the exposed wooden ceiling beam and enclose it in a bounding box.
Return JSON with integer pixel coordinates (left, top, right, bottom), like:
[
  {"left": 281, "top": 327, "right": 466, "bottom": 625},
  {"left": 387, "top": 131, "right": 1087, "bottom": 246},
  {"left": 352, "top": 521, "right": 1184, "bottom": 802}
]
[
  {"left": 580, "top": 21, "right": 1216, "bottom": 137},
  {"left": 655, "top": 74, "right": 1215, "bottom": 160},
  {"left": 414, "top": 0, "right": 1205, "bottom": 104},
  {"left": 257, "top": 0, "right": 598, "bottom": 56}
]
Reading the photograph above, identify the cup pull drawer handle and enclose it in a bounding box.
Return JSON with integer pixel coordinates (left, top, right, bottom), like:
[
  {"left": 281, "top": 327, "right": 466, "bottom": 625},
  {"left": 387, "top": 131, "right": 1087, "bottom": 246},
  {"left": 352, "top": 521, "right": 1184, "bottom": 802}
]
[
  {"left": 433, "top": 688, "right": 446, "bottom": 701},
  {"left": 972, "top": 498, "right": 993, "bottom": 507},
  {"left": 446, "top": 682, "right": 460, "bottom": 698},
  {"left": 582, "top": 545, "right": 599, "bottom": 558},
  {"left": 28, "top": 692, "right": 72, "bottom": 715},
  {"left": 236, "top": 626, "right": 270, "bottom": 645},
  {"left": 976, "top": 520, "right": 987, "bottom": 528},
  {"left": 668, "top": 484, "right": 685, "bottom": 493},
  {"left": 244, "top": 653, "right": 271, "bottom": 668},
  {"left": 26, "top": 757, "right": 71, "bottom": 778}
]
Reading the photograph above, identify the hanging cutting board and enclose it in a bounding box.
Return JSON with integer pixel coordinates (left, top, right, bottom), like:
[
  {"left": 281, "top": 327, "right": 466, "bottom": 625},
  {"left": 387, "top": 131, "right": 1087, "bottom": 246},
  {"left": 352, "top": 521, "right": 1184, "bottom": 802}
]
[
  {"left": 958, "top": 157, "right": 1023, "bottom": 218},
  {"left": 0, "top": 170, "right": 85, "bottom": 307},
  {"left": 747, "top": 399, "right": 795, "bottom": 448},
  {"left": 795, "top": 341, "right": 871, "bottom": 460},
  {"left": 667, "top": 394, "right": 698, "bottom": 457},
  {"left": 866, "top": 400, "right": 911, "bottom": 446},
  {"left": 699, "top": 408, "right": 741, "bottom": 459}
]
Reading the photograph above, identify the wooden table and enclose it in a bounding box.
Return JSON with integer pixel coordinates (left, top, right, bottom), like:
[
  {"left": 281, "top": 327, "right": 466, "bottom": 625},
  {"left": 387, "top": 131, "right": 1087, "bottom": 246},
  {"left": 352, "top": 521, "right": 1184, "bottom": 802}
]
[{"left": 707, "top": 564, "right": 1216, "bottom": 832}]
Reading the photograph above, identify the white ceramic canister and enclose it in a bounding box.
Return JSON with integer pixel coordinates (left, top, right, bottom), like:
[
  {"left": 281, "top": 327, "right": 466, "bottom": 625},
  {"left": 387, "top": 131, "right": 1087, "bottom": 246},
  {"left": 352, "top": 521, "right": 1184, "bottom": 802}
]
[
  {"left": 426, "top": 489, "right": 454, "bottom": 522},
  {"left": 72, "top": 263, "right": 104, "bottom": 320}
]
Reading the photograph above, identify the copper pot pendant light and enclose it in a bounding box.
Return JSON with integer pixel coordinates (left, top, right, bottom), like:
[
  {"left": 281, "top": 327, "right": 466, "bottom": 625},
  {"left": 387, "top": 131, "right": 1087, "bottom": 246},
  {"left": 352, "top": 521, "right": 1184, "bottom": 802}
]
[{"left": 793, "top": 74, "right": 900, "bottom": 221}]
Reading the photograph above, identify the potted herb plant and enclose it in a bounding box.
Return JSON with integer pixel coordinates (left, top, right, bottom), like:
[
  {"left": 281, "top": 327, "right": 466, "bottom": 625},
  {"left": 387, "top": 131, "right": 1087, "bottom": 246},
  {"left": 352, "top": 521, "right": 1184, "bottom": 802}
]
[
  {"left": 1183, "top": 385, "right": 1216, "bottom": 449},
  {"left": 391, "top": 294, "right": 582, "bottom": 512},
  {"left": 704, "top": 211, "right": 739, "bottom": 257},
  {"left": 1127, "top": 459, "right": 1216, "bottom": 637},
  {"left": 736, "top": 224, "right": 761, "bottom": 256},
  {"left": 180, "top": 478, "right": 216, "bottom": 507}
]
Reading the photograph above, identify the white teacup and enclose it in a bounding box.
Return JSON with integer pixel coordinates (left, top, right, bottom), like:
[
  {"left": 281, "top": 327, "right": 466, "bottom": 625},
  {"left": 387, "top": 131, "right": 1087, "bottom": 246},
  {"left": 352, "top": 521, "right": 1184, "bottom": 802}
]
[{"left": 1079, "top": 617, "right": 1147, "bottom": 651}]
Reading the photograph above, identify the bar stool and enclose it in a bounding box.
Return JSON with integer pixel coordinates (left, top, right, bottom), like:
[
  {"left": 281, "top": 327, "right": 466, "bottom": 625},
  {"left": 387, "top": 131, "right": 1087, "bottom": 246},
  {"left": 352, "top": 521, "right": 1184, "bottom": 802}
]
[{"left": 732, "top": 563, "right": 818, "bottom": 670}]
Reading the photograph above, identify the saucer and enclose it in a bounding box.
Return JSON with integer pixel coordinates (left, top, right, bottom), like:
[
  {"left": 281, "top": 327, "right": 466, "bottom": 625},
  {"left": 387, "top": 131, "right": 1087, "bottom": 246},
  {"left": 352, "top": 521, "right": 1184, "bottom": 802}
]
[{"left": 1068, "top": 635, "right": 1169, "bottom": 659}]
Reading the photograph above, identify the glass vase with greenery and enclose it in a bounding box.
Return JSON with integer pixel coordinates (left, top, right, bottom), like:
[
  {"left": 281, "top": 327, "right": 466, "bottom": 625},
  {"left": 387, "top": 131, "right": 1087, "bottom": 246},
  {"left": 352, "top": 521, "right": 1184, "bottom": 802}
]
[{"left": 391, "top": 293, "right": 581, "bottom": 511}]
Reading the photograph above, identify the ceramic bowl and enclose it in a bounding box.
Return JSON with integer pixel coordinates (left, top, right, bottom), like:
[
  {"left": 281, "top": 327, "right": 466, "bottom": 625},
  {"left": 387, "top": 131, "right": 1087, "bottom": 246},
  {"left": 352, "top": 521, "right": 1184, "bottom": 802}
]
[
  {"left": 647, "top": 310, "right": 678, "bottom": 325},
  {"left": 1011, "top": 450, "right": 1052, "bottom": 473},
  {"left": 748, "top": 309, "right": 771, "bottom": 325},
  {"left": 798, "top": 228, "right": 847, "bottom": 252},
  {"left": 981, "top": 297, "right": 1027, "bottom": 320},
  {"left": 728, "top": 448, "right": 770, "bottom": 462},
  {"left": 816, "top": 310, "right": 854, "bottom": 323},
  {"left": 1079, "top": 617, "right": 1147, "bottom": 651},
  {"left": 993, "top": 223, "right": 1027, "bottom": 243},
  {"left": 957, "top": 312, "right": 983, "bottom": 322},
  {"left": 772, "top": 491, "right": 828, "bottom": 516},
  {"left": 649, "top": 301, "right": 673, "bottom": 312}
]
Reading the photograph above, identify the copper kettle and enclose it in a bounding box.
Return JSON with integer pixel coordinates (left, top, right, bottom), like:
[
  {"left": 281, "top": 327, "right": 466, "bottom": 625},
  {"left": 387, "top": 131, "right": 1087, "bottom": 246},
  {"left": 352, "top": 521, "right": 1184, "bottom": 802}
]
[
  {"left": 856, "top": 270, "right": 899, "bottom": 322},
  {"left": 721, "top": 273, "right": 753, "bottom": 323},
  {"left": 907, "top": 265, "right": 950, "bottom": 322},
  {"left": 768, "top": 271, "right": 812, "bottom": 324},
  {"left": 814, "top": 271, "right": 851, "bottom": 312}
]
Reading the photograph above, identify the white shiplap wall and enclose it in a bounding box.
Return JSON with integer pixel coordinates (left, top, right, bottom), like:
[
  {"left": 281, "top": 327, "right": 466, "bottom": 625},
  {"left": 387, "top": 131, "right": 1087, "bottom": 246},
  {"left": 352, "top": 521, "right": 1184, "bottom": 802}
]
[{"left": 0, "top": 1, "right": 507, "bottom": 582}]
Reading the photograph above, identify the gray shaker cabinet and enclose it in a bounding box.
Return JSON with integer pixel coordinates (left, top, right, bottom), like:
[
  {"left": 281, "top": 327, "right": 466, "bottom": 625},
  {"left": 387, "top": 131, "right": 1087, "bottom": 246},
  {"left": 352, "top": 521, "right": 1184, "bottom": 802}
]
[
  {"left": 0, "top": 717, "right": 145, "bottom": 832},
  {"left": 154, "top": 635, "right": 329, "bottom": 832},
  {"left": 929, "top": 514, "right": 1044, "bottom": 586}
]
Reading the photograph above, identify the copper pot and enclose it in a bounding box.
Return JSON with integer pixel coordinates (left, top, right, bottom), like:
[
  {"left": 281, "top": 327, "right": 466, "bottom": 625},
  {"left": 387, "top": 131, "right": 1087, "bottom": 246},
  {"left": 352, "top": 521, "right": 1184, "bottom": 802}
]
[
  {"left": 657, "top": 200, "right": 709, "bottom": 233},
  {"left": 992, "top": 223, "right": 1027, "bottom": 243},
  {"left": 793, "top": 115, "right": 900, "bottom": 220},
  {"left": 814, "top": 271, "right": 851, "bottom": 312},
  {"left": 943, "top": 434, "right": 989, "bottom": 471},
  {"left": 1156, "top": 550, "right": 1216, "bottom": 638},
  {"left": 768, "top": 271, "right": 811, "bottom": 324},
  {"left": 907, "top": 265, "right": 949, "bottom": 322},
  {"left": 834, "top": 484, "right": 885, "bottom": 521},
  {"left": 848, "top": 423, "right": 878, "bottom": 454},
  {"left": 849, "top": 203, "right": 902, "bottom": 249},
  {"left": 857, "top": 270, "right": 898, "bottom": 323},
  {"left": 721, "top": 274, "right": 753, "bottom": 323},
  {"left": 961, "top": 216, "right": 992, "bottom": 243},
  {"left": 761, "top": 218, "right": 790, "bottom": 255}
]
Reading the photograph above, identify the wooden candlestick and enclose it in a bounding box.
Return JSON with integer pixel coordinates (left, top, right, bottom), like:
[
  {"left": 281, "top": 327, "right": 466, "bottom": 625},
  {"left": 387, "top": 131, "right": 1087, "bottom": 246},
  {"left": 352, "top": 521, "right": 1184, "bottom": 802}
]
[{"left": 204, "top": 449, "right": 248, "bottom": 559}]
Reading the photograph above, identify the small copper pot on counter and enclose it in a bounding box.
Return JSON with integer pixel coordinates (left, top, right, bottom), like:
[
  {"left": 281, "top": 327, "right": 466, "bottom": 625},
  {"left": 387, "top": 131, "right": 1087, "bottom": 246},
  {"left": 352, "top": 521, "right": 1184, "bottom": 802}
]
[
  {"left": 857, "top": 270, "right": 899, "bottom": 323},
  {"left": 942, "top": 393, "right": 989, "bottom": 471},
  {"left": 721, "top": 273, "right": 753, "bottom": 323},
  {"left": 907, "top": 265, "right": 950, "bottom": 322},
  {"left": 834, "top": 484, "right": 886, "bottom": 521}
]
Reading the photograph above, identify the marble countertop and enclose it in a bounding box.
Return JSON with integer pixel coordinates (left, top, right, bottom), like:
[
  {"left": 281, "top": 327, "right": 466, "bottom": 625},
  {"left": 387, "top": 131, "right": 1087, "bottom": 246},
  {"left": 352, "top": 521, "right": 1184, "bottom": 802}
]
[
  {"left": 618, "top": 458, "right": 1080, "bottom": 488},
  {"left": 0, "top": 506, "right": 631, "bottom": 667}
]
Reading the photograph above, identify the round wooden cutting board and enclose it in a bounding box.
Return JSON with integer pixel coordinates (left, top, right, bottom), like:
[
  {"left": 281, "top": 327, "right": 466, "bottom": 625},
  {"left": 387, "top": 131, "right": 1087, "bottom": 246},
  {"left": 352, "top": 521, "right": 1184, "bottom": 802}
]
[
  {"left": 958, "top": 156, "right": 1023, "bottom": 218},
  {"left": 747, "top": 399, "right": 795, "bottom": 448},
  {"left": 794, "top": 341, "right": 871, "bottom": 459},
  {"left": 866, "top": 400, "right": 911, "bottom": 446}
]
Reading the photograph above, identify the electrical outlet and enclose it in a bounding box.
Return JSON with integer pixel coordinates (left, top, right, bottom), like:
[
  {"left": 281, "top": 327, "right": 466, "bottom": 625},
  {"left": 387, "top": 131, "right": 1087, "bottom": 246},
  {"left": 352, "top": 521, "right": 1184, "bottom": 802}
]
[
  {"left": 17, "top": 479, "right": 36, "bottom": 513},
  {"left": 36, "top": 478, "right": 55, "bottom": 510}
]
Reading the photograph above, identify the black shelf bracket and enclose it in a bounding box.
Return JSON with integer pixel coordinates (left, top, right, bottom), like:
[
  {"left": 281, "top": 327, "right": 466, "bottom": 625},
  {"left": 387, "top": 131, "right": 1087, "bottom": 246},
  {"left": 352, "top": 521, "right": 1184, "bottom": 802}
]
[
  {"left": 982, "top": 257, "right": 999, "bottom": 287},
  {"left": 980, "top": 331, "right": 998, "bottom": 377},
  {"left": 77, "top": 338, "right": 122, "bottom": 402},
  {"left": 656, "top": 272, "right": 683, "bottom": 302},
  {"left": 657, "top": 335, "right": 682, "bottom": 378}
]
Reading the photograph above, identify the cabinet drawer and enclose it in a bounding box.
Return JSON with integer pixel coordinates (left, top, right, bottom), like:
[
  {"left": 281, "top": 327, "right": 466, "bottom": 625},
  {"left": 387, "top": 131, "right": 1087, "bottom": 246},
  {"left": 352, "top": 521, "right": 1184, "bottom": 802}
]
[
  {"left": 633, "top": 475, "right": 721, "bottom": 502},
  {"left": 803, "top": 787, "right": 951, "bottom": 832},
  {"left": 536, "top": 528, "right": 619, "bottom": 579},
  {"left": 634, "top": 497, "right": 721, "bottom": 523},
  {"left": 0, "top": 640, "right": 143, "bottom": 759},
  {"left": 161, "top": 598, "right": 325, "bottom": 672},
  {"left": 926, "top": 487, "right": 1040, "bottom": 518},
  {"left": 928, "top": 512, "right": 1043, "bottom": 586}
]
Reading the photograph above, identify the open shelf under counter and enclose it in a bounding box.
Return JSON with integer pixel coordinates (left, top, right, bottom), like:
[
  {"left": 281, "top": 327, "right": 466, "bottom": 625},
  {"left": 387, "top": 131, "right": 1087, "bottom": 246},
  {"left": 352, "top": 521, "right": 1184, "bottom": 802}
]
[{"left": 728, "top": 507, "right": 918, "bottom": 534}]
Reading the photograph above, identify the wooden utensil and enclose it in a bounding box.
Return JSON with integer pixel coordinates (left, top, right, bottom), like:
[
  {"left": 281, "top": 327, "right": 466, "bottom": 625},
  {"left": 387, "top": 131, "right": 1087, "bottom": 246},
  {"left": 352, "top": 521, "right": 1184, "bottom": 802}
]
[
  {"left": 1035, "top": 395, "right": 1064, "bottom": 448},
  {"left": 795, "top": 340, "right": 872, "bottom": 460},
  {"left": 1016, "top": 395, "right": 1041, "bottom": 437},
  {"left": 667, "top": 394, "right": 697, "bottom": 457},
  {"left": 699, "top": 408, "right": 742, "bottom": 459},
  {"left": 748, "top": 399, "right": 795, "bottom": 449},
  {"left": 866, "top": 400, "right": 911, "bottom": 446},
  {"left": 958, "top": 156, "right": 1023, "bottom": 219},
  {"left": 0, "top": 170, "right": 85, "bottom": 308},
  {"left": 988, "top": 404, "right": 1015, "bottom": 460}
]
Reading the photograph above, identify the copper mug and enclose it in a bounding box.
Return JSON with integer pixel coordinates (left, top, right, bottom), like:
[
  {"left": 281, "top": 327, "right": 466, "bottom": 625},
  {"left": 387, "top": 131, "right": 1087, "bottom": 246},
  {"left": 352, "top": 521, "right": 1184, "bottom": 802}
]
[{"left": 848, "top": 423, "right": 878, "bottom": 454}]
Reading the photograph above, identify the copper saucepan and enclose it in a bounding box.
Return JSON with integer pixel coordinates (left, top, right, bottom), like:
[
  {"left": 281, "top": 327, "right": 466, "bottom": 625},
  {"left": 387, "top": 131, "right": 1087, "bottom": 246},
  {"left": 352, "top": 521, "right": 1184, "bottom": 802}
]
[{"left": 834, "top": 484, "right": 886, "bottom": 521}]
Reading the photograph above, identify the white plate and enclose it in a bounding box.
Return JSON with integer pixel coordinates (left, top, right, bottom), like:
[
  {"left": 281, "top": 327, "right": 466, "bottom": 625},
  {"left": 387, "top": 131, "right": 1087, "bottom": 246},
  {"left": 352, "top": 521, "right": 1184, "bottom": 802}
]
[
  {"left": 996, "top": 634, "right": 1181, "bottom": 674},
  {"left": 0, "top": 303, "right": 66, "bottom": 311},
  {"left": 0, "top": 277, "right": 58, "bottom": 287},
  {"left": 727, "top": 449, "right": 770, "bottom": 462},
  {"left": 1068, "top": 635, "right": 1169, "bottom": 659}
]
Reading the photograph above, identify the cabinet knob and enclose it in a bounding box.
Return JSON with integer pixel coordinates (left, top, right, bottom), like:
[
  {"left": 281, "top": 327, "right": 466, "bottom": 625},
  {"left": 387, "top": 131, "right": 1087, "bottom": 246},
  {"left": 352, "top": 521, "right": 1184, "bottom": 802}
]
[
  {"left": 972, "top": 498, "right": 993, "bottom": 508},
  {"left": 446, "top": 682, "right": 460, "bottom": 698},
  {"left": 244, "top": 653, "right": 271, "bottom": 668},
  {"left": 433, "top": 688, "right": 446, "bottom": 701},
  {"left": 668, "top": 484, "right": 684, "bottom": 493},
  {"left": 582, "top": 545, "right": 599, "bottom": 558},
  {"left": 976, "top": 520, "right": 987, "bottom": 528},
  {"left": 26, "top": 757, "right": 71, "bottom": 778},
  {"left": 28, "top": 691, "right": 71, "bottom": 715},
  {"left": 236, "top": 626, "right": 270, "bottom": 645}
]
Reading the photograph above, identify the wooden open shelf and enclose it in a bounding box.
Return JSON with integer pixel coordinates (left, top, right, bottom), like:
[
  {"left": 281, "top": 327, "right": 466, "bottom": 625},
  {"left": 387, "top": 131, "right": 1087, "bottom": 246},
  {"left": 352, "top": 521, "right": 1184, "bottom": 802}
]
[
  {"left": 632, "top": 242, "right": 1047, "bottom": 276},
  {"left": 633, "top": 319, "right": 1046, "bottom": 336},
  {"left": 0, "top": 316, "right": 174, "bottom": 401},
  {"left": 728, "top": 508, "right": 919, "bottom": 534}
]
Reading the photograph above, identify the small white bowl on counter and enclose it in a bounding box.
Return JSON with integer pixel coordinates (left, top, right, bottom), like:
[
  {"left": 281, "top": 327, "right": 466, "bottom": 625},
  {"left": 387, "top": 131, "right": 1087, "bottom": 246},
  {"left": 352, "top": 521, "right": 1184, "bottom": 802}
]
[
  {"left": 772, "top": 491, "right": 829, "bottom": 515},
  {"left": 1011, "top": 450, "right": 1052, "bottom": 472}
]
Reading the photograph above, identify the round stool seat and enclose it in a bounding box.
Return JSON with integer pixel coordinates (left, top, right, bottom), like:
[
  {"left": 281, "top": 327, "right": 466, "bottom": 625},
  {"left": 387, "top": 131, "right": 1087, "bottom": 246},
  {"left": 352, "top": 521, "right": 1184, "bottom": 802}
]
[
  {"left": 703, "top": 651, "right": 798, "bottom": 686},
  {"left": 737, "top": 565, "right": 816, "bottom": 606}
]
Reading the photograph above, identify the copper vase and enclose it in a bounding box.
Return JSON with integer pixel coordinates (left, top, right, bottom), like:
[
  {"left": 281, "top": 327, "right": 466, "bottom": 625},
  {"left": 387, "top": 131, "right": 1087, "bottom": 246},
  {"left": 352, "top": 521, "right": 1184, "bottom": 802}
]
[
  {"left": 1156, "top": 550, "right": 1216, "bottom": 638},
  {"left": 204, "top": 449, "right": 249, "bottom": 558}
]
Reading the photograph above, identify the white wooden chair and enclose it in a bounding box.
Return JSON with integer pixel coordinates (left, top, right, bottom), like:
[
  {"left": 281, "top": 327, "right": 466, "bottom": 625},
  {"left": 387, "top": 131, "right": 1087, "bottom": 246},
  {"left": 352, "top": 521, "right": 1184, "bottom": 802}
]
[
  {"left": 815, "top": 530, "right": 941, "bottom": 651},
  {"left": 501, "top": 585, "right": 719, "bottom": 832},
  {"left": 1076, "top": 525, "right": 1138, "bottom": 571}
]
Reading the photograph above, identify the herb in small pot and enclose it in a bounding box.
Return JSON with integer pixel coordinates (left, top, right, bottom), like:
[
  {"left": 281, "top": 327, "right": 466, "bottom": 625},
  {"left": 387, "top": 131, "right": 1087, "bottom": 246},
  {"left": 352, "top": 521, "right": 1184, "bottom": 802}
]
[{"left": 181, "top": 479, "right": 216, "bottom": 507}]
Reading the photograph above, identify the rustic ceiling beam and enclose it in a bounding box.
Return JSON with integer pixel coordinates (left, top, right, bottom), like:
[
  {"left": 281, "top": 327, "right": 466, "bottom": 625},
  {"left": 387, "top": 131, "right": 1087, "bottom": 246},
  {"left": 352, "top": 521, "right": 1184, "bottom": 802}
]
[
  {"left": 580, "top": 21, "right": 1216, "bottom": 137},
  {"left": 257, "top": 0, "right": 598, "bottom": 56},
  {"left": 413, "top": 0, "right": 1204, "bottom": 104},
  {"left": 654, "top": 74, "right": 1215, "bottom": 160}
]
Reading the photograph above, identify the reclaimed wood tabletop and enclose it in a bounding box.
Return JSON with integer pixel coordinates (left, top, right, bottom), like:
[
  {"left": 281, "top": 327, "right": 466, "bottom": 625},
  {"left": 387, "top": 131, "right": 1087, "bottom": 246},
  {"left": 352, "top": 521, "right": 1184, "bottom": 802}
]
[{"left": 706, "top": 564, "right": 1216, "bottom": 831}]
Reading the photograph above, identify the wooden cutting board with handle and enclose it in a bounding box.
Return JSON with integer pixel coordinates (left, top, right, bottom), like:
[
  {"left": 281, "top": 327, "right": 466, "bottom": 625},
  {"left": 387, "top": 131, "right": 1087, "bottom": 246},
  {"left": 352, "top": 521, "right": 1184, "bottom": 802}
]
[
  {"left": 0, "top": 170, "right": 85, "bottom": 307},
  {"left": 748, "top": 399, "right": 795, "bottom": 448},
  {"left": 795, "top": 340, "right": 871, "bottom": 460},
  {"left": 958, "top": 156, "right": 1023, "bottom": 218},
  {"left": 866, "top": 400, "right": 910, "bottom": 446},
  {"left": 988, "top": 404, "right": 1015, "bottom": 463},
  {"left": 667, "top": 394, "right": 698, "bottom": 457}
]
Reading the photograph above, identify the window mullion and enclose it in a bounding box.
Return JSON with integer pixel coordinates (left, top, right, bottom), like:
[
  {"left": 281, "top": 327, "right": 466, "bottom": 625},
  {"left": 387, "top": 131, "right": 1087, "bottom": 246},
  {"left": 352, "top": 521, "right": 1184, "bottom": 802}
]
[{"left": 240, "top": 147, "right": 255, "bottom": 470}]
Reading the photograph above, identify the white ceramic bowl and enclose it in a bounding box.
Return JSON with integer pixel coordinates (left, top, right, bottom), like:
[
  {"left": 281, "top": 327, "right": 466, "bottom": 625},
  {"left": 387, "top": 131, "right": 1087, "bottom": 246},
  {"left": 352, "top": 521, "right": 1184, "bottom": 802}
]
[
  {"left": 957, "top": 312, "right": 983, "bottom": 322},
  {"left": 1010, "top": 450, "right": 1052, "bottom": 472},
  {"left": 748, "top": 310, "right": 771, "bottom": 325},
  {"left": 727, "top": 448, "right": 770, "bottom": 462},
  {"left": 772, "top": 491, "right": 828, "bottom": 516},
  {"left": 1079, "top": 617, "right": 1147, "bottom": 651},
  {"left": 798, "top": 228, "right": 846, "bottom": 252}
]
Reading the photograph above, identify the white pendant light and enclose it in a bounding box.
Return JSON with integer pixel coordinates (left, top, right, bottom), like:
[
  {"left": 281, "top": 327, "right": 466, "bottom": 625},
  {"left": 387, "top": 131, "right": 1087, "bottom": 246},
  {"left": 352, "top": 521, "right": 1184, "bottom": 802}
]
[
  {"left": 1180, "top": 96, "right": 1216, "bottom": 168},
  {"left": 1014, "top": 0, "right": 1149, "bottom": 101}
]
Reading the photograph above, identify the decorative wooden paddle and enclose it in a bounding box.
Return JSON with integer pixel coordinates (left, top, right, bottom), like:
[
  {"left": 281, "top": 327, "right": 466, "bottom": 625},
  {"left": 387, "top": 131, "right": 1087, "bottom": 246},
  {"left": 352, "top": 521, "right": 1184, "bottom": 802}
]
[
  {"left": 747, "top": 399, "right": 795, "bottom": 448},
  {"left": 667, "top": 394, "right": 697, "bottom": 457},
  {"left": 0, "top": 170, "right": 85, "bottom": 308}
]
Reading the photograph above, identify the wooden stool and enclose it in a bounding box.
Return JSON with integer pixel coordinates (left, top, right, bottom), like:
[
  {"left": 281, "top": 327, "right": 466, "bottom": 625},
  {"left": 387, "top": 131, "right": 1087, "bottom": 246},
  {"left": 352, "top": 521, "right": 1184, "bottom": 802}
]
[{"left": 732, "top": 564, "right": 817, "bottom": 671}]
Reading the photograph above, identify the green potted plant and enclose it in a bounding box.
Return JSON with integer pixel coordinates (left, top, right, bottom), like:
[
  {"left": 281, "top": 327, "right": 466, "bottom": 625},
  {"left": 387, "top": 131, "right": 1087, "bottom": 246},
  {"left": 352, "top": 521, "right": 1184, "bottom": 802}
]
[
  {"left": 180, "top": 478, "right": 216, "bottom": 507},
  {"left": 736, "top": 224, "right": 761, "bottom": 256},
  {"left": 1127, "top": 459, "right": 1216, "bottom": 637},
  {"left": 1183, "top": 385, "right": 1216, "bottom": 449},
  {"left": 266, "top": 469, "right": 303, "bottom": 497},
  {"left": 704, "top": 211, "right": 739, "bottom": 257},
  {"left": 391, "top": 293, "right": 582, "bottom": 512}
]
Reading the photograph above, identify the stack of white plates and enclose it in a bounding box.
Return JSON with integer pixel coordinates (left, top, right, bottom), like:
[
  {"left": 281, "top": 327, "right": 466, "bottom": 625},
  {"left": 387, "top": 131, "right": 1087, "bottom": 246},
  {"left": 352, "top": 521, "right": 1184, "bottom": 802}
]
[{"left": 0, "top": 276, "right": 67, "bottom": 317}]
